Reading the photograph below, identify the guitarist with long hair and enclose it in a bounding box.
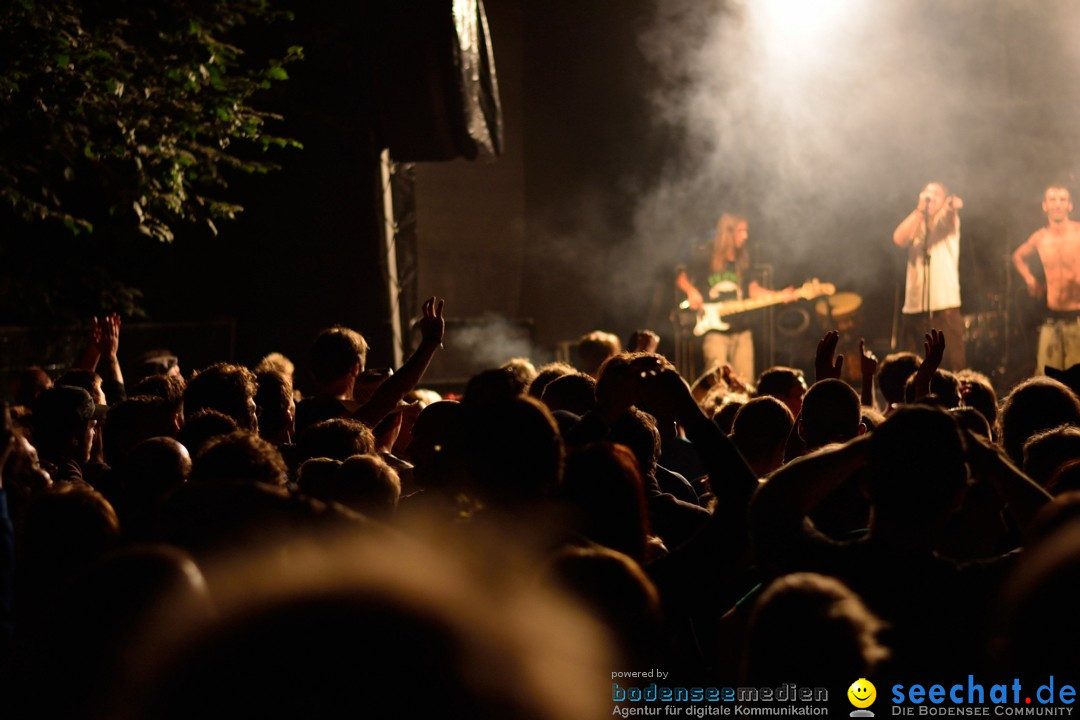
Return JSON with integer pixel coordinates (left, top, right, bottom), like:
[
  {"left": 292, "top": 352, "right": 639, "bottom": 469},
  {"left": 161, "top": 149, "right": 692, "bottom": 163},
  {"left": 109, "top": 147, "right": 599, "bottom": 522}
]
[{"left": 676, "top": 213, "right": 795, "bottom": 381}]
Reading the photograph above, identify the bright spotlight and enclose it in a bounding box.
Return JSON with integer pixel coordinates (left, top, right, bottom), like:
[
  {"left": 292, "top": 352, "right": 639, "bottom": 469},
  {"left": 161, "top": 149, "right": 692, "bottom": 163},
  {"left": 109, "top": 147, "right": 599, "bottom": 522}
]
[
  {"left": 758, "top": 0, "right": 848, "bottom": 34},
  {"left": 749, "top": 0, "right": 857, "bottom": 68}
]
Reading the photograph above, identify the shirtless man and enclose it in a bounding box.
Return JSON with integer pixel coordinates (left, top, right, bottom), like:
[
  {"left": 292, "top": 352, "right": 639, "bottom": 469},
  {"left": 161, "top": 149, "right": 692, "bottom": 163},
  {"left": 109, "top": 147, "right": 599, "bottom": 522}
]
[{"left": 1013, "top": 185, "right": 1080, "bottom": 373}]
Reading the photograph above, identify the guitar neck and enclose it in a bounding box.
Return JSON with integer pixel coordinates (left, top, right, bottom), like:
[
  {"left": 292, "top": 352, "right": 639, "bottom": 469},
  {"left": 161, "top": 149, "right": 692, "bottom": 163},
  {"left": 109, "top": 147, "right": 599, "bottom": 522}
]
[
  {"left": 697, "top": 282, "right": 834, "bottom": 322},
  {"left": 712, "top": 295, "right": 787, "bottom": 315}
]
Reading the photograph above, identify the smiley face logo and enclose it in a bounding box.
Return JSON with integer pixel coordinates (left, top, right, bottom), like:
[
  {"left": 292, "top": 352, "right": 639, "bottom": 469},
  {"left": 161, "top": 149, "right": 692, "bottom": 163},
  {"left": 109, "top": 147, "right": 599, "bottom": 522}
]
[{"left": 848, "top": 678, "right": 876, "bottom": 709}]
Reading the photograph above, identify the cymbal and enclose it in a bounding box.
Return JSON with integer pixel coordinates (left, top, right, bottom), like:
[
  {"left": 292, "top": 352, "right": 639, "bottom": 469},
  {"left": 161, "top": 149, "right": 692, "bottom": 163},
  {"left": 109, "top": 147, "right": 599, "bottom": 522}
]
[{"left": 815, "top": 291, "right": 862, "bottom": 319}]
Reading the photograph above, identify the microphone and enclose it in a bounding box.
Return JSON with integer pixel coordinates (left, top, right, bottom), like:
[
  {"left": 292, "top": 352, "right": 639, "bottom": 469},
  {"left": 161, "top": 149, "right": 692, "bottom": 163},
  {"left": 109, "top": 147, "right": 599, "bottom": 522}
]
[{"left": 920, "top": 194, "right": 930, "bottom": 213}]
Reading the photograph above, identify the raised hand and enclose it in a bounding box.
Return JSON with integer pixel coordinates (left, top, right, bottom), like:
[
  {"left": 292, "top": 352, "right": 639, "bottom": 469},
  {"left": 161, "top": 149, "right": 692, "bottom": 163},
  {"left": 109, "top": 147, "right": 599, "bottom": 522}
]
[
  {"left": 96, "top": 312, "right": 121, "bottom": 360},
  {"left": 918, "top": 190, "right": 934, "bottom": 212},
  {"left": 416, "top": 297, "right": 445, "bottom": 347},
  {"left": 354, "top": 297, "right": 444, "bottom": 429},
  {"left": 75, "top": 316, "right": 105, "bottom": 371},
  {"left": 815, "top": 330, "right": 843, "bottom": 382},
  {"left": 629, "top": 329, "right": 660, "bottom": 353},
  {"left": 923, "top": 328, "right": 945, "bottom": 369},
  {"left": 913, "top": 328, "right": 945, "bottom": 400},
  {"left": 859, "top": 338, "right": 878, "bottom": 408},
  {"left": 859, "top": 338, "right": 878, "bottom": 380},
  {"left": 89, "top": 316, "right": 102, "bottom": 347}
]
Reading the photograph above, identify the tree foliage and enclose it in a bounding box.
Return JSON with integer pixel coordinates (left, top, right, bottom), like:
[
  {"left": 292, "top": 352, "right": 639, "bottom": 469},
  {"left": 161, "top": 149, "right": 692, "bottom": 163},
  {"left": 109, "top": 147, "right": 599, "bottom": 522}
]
[{"left": 0, "top": 0, "right": 302, "bottom": 242}]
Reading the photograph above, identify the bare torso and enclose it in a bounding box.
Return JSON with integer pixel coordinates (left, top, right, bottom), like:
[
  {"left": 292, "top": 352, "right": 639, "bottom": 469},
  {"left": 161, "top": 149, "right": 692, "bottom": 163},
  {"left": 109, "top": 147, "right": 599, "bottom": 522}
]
[{"left": 1034, "top": 221, "right": 1080, "bottom": 311}]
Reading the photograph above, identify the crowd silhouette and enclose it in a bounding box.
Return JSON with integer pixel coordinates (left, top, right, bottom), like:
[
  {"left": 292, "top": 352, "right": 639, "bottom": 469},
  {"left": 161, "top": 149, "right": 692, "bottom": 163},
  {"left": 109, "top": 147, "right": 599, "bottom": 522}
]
[{"left": 1, "top": 299, "right": 1076, "bottom": 718}]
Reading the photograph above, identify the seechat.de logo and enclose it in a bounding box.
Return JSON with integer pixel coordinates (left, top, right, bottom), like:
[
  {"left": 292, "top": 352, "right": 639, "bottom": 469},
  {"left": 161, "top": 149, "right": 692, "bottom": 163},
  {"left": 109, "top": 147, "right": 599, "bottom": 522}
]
[{"left": 849, "top": 678, "right": 877, "bottom": 717}]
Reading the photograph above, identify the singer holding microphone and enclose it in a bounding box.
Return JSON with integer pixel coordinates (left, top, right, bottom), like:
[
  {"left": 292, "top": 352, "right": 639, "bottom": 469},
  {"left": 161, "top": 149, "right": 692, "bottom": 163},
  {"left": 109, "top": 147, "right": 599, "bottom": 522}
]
[{"left": 892, "top": 181, "right": 966, "bottom": 370}]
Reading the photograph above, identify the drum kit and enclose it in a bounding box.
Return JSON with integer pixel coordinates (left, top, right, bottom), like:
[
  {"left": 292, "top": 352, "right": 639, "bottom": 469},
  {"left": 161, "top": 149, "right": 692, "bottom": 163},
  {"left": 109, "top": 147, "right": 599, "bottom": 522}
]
[
  {"left": 773, "top": 291, "right": 863, "bottom": 337},
  {"left": 962, "top": 310, "right": 1008, "bottom": 378},
  {"left": 814, "top": 292, "right": 863, "bottom": 333},
  {"left": 757, "top": 287, "right": 865, "bottom": 381}
]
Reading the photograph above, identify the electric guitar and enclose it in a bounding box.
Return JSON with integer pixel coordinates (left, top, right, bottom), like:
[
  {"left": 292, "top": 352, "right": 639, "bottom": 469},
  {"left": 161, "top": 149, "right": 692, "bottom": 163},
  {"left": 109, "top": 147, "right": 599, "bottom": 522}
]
[{"left": 684, "top": 279, "right": 836, "bottom": 336}]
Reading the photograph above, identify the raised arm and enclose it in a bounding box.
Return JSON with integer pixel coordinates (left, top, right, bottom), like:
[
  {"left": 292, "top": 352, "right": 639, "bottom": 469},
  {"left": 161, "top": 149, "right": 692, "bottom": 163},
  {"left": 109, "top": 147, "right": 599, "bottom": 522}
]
[
  {"left": 814, "top": 330, "right": 843, "bottom": 383},
  {"left": 859, "top": 338, "right": 878, "bottom": 409},
  {"left": 893, "top": 209, "right": 925, "bottom": 248},
  {"left": 353, "top": 297, "right": 444, "bottom": 428},
  {"left": 637, "top": 362, "right": 764, "bottom": 587},
  {"left": 96, "top": 313, "right": 125, "bottom": 403},
  {"left": 942, "top": 194, "right": 963, "bottom": 221},
  {"left": 639, "top": 365, "right": 758, "bottom": 510},
  {"left": 965, "top": 429, "right": 1052, "bottom": 538},
  {"left": 913, "top": 328, "right": 945, "bottom": 400},
  {"left": 932, "top": 196, "right": 963, "bottom": 243},
  {"left": 74, "top": 316, "right": 103, "bottom": 372},
  {"left": 749, "top": 434, "right": 871, "bottom": 566},
  {"left": 628, "top": 329, "right": 660, "bottom": 353}
]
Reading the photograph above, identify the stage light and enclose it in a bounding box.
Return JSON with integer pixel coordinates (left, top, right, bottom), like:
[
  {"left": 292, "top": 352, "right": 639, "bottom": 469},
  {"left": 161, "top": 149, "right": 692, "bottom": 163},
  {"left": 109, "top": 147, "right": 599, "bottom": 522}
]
[
  {"left": 753, "top": 0, "right": 850, "bottom": 38},
  {"left": 748, "top": 0, "right": 859, "bottom": 69}
]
